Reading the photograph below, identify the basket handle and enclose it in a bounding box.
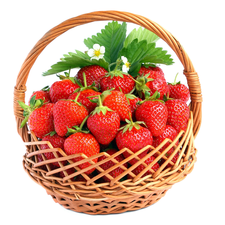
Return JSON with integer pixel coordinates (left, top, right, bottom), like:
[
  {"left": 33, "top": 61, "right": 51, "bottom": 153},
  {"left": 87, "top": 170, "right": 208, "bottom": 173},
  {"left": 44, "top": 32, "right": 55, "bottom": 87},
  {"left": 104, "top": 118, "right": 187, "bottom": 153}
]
[{"left": 14, "top": 10, "right": 202, "bottom": 142}]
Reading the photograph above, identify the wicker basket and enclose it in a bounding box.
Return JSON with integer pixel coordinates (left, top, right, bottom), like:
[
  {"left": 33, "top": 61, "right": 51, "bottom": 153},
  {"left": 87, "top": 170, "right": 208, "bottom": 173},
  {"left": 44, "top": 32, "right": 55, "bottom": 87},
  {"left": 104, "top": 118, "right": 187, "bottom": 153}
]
[{"left": 14, "top": 11, "right": 202, "bottom": 215}]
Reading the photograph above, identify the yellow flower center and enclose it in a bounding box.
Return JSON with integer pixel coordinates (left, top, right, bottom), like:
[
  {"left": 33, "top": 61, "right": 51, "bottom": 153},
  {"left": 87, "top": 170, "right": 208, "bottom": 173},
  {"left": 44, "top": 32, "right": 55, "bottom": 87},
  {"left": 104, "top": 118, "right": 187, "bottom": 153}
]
[
  {"left": 125, "top": 61, "right": 131, "bottom": 68},
  {"left": 94, "top": 49, "right": 101, "bottom": 57}
]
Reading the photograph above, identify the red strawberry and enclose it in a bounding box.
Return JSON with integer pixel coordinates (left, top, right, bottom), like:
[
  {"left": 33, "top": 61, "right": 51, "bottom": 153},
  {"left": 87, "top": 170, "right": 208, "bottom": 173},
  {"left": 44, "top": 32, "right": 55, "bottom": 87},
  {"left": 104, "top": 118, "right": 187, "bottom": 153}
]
[
  {"left": 136, "top": 66, "right": 169, "bottom": 99},
  {"left": 87, "top": 96, "right": 120, "bottom": 145},
  {"left": 165, "top": 99, "right": 190, "bottom": 133},
  {"left": 59, "top": 167, "right": 76, "bottom": 179},
  {"left": 168, "top": 73, "right": 190, "bottom": 102},
  {"left": 153, "top": 125, "right": 178, "bottom": 151},
  {"left": 28, "top": 103, "right": 55, "bottom": 138},
  {"left": 53, "top": 96, "right": 88, "bottom": 137},
  {"left": 116, "top": 116, "right": 153, "bottom": 165},
  {"left": 129, "top": 155, "right": 160, "bottom": 178},
  {"left": 29, "top": 86, "right": 50, "bottom": 105},
  {"left": 64, "top": 122, "right": 100, "bottom": 175},
  {"left": 40, "top": 132, "right": 66, "bottom": 168},
  {"left": 98, "top": 149, "right": 128, "bottom": 182},
  {"left": 135, "top": 92, "right": 168, "bottom": 136},
  {"left": 37, "top": 154, "right": 56, "bottom": 171},
  {"left": 100, "top": 59, "right": 135, "bottom": 94},
  {"left": 102, "top": 90, "right": 131, "bottom": 121},
  {"left": 139, "top": 66, "right": 165, "bottom": 78},
  {"left": 18, "top": 96, "right": 55, "bottom": 139},
  {"left": 49, "top": 72, "right": 80, "bottom": 103},
  {"left": 153, "top": 125, "right": 179, "bottom": 164},
  {"left": 68, "top": 73, "right": 101, "bottom": 113},
  {"left": 100, "top": 73, "right": 135, "bottom": 94},
  {"left": 76, "top": 65, "right": 108, "bottom": 88}
]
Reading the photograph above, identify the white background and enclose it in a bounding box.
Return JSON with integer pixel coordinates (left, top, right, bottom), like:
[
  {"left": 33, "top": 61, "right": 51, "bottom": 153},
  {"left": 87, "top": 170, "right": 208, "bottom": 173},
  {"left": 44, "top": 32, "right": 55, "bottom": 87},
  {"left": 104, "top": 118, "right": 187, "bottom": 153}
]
[{"left": 1, "top": 0, "right": 225, "bottom": 224}]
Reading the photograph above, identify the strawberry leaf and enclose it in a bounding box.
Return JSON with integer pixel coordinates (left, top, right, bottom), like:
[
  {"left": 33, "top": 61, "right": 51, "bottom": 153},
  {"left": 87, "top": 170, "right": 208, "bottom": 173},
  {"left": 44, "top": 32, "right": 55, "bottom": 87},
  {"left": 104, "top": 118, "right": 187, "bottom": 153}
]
[
  {"left": 119, "top": 39, "right": 174, "bottom": 77},
  {"left": 42, "top": 50, "right": 108, "bottom": 76},
  {"left": 84, "top": 21, "right": 127, "bottom": 65},
  {"left": 124, "top": 26, "right": 159, "bottom": 48}
]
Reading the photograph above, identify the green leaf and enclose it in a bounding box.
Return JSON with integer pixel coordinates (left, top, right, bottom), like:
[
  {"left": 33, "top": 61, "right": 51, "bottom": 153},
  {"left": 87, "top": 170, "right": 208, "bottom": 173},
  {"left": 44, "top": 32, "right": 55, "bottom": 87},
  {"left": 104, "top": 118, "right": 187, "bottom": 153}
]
[
  {"left": 42, "top": 50, "right": 109, "bottom": 76},
  {"left": 29, "top": 95, "right": 36, "bottom": 108},
  {"left": 119, "top": 39, "right": 174, "bottom": 76},
  {"left": 18, "top": 101, "right": 29, "bottom": 111},
  {"left": 124, "top": 26, "right": 159, "bottom": 48},
  {"left": 84, "top": 21, "right": 127, "bottom": 65}
]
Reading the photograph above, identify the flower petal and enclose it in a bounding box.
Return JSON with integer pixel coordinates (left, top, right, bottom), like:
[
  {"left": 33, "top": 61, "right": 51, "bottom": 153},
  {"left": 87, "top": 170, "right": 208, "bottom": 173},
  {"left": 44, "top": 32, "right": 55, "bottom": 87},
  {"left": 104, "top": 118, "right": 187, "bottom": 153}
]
[
  {"left": 88, "top": 49, "right": 94, "bottom": 57},
  {"left": 121, "top": 56, "right": 128, "bottom": 63},
  {"left": 100, "top": 46, "right": 105, "bottom": 53},
  {"left": 93, "top": 43, "right": 100, "bottom": 50}
]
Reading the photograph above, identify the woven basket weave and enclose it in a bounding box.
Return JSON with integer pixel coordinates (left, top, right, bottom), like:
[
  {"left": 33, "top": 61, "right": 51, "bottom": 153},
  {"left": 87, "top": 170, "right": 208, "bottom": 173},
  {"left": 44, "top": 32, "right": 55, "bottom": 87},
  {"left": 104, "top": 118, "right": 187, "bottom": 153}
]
[{"left": 14, "top": 11, "right": 202, "bottom": 215}]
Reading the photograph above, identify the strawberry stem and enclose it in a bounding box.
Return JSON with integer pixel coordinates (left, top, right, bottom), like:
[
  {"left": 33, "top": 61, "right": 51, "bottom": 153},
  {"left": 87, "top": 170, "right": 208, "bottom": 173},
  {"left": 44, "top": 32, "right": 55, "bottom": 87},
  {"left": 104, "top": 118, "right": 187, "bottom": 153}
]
[
  {"left": 98, "top": 95, "right": 103, "bottom": 107},
  {"left": 83, "top": 72, "right": 87, "bottom": 87},
  {"left": 80, "top": 115, "right": 89, "bottom": 130},
  {"left": 174, "top": 72, "right": 179, "bottom": 84}
]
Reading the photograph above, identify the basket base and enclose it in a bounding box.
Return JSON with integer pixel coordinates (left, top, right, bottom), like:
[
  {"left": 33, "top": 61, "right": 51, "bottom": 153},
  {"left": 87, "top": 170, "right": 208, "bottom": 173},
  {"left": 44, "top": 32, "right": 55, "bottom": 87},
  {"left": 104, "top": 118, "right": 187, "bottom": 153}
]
[{"left": 48, "top": 189, "right": 169, "bottom": 215}]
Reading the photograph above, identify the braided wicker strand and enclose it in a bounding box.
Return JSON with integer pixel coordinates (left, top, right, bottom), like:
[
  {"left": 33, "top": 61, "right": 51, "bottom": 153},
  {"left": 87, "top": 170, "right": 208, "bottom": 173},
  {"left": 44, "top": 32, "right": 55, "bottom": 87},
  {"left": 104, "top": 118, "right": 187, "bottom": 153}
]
[{"left": 14, "top": 11, "right": 201, "bottom": 214}]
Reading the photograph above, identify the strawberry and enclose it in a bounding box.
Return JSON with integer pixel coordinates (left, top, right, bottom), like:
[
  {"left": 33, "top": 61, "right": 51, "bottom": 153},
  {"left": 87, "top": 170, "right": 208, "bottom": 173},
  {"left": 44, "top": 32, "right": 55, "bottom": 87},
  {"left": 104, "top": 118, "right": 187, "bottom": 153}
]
[
  {"left": 40, "top": 132, "right": 66, "bottom": 168},
  {"left": 68, "top": 73, "right": 101, "bottom": 113},
  {"left": 100, "top": 73, "right": 135, "bottom": 94},
  {"left": 59, "top": 167, "right": 76, "bottom": 179},
  {"left": 64, "top": 119, "right": 100, "bottom": 175},
  {"left": 53, "top": 94, "right": 88, "bottom": 137},
  {"left": 153, "top": 125, "right": 178, "bottom": 152},
  {"left": 98, "top": 149, "right": 128, "bottom": 182},
  {"left": 18, "top": 97, "right": 55, "bottom": 139},
  {"left": 87, "top": 95, "right": 120, "bottom": 145},
  {"left": 116, "top": 115, "right": 153, "bottom": 165},
  {"left": 135, "top": 91, "right": 168, "bottom": 137},
  {"left": 100, "top": 60, "right": 135, "bottom": 94},
  {"left": 129, "top": 155, "right": 160, "bottom": 178},
  {"left": 168, "top": 73, "right": 190, "bottom": 102},
  {"left": 102, "top": 90, "right": 131, "bottom": 121},
  {"left": 136, "top": 66, "right": 169, "bottom": 100},
  {"left": 49, "top": 72, "right": 80, "bottom": 103},
  {"left": 153, "top": 125, "right": 179, "bottom": 164},
  {"left": 165, "top": 99, "right": 190, "bottom": 133},
  {"left": 76, "top": 65, "right": 108, "bottom": 88},
  {"left": 28, "top": 103, "right": 55, "bottom": 138},
  {"left": 139, "top": 66, "right": 165, "bottom": 78},
  {"left": 29, "top": 86, "right": 50, "bottom": 105}
]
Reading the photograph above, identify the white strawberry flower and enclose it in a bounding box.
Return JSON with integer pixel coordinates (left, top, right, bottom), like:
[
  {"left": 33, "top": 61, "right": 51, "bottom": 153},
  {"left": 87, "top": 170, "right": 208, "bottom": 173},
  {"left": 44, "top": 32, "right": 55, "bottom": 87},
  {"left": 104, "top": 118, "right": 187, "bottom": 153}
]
[
  {"left": 88, "top": 44, "right": 105, "bottom": 60},
  {"left": 121, "top": 56, "right": 131, "bottom": 73}
]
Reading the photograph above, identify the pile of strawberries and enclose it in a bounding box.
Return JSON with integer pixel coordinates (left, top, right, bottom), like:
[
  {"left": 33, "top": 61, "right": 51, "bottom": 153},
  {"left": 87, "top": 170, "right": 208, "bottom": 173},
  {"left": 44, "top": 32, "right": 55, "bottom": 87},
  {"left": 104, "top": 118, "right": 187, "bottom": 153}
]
[{"left": 19, "top": 60, "right": 191, "bottom": 183}]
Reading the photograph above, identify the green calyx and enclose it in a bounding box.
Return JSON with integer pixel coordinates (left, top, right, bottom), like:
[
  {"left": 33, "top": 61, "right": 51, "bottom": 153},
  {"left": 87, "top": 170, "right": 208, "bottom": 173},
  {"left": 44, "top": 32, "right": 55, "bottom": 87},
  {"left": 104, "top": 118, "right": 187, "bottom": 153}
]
[
  {"left": 135, "top": 73, "right": 154, "bottom": 98},
  {"left": 66, "top": 115, "right": 90, "bottom": 136},
  {"left": 139, "top": 90, "right": 164, "bottom": 105},
  {"left": 106, "top": 58, "right": 128, "bottom": 79},
  {"left": 44, "top": 131, "right": 57, "bottom": 137},
  {"left": 88, "top": 95, "right": 113, "bottom": 116},
  {"left": 163, "top": 94, "right": 174, "bottom": 102},
  {"left": 125, "top": 93, "right": 138, "bottom": 105},
  {"left": 119, "top": 113, "right": 146, "bottom": 134},
  {"left": 168, "top": 73, "right": 180, "bottom": 85},
  {"left": 18, "top": 95, "right": 44, "bottom": 128},
  {"left": 41, "top": 85, "right": 50, "bottom": 92},
  {"left": 56, "top": 69, "right": 76, "bottom": 84}
]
